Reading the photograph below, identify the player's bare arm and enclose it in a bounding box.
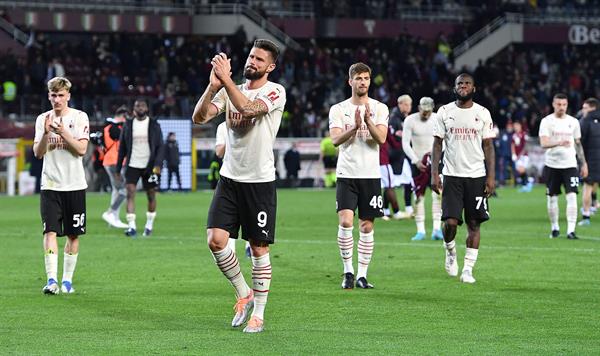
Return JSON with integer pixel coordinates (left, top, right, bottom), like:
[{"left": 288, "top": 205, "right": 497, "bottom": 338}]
[
  {"left": 330, "top": 107, "right": 361, "bottom": 147},
  {"left": 192, "top": 69, "right": 222, "bottom": 124},
  {"left": 482, "top": 138, "right": 496, "bottom": 197},
  {"left": 51, "top": 117, "right": 88, "bottom": 156},
  {"left": 33, "top": 114, "right": 52, "bottom": 158},
  {"left": 574, "top": 139, "right": 588, "bottom": 178},
  {"left": 539, "top": 135, "right": 570, "bottom": 148},
  {"left": 363, "top": 104, "right": 386, "bottom": 145},
  {"left": 431, "top": 136, "right": 444, "bottom": 194}
]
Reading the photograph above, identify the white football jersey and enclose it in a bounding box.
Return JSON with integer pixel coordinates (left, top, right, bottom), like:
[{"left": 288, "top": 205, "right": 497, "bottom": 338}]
[
  {"left": 402, "top": 112, "right": 438, "bottom": 164},
  {"left": 329, "top": 98, "right": 389, "bottom": 179},
  {"left": 34, "top": 109, "right": 89, "bottom": 191},
  {"left": 212, "top": 81, "right": 286, "bottom": 183},
  {"left": 538, "top": 113, "right": 580, "bottom": 169},
  {"left": 433, "top": 102, "right": 495, "bottom": 178},
  {"left": 215, "top": 121, "right": 226, "bottom": 148}
]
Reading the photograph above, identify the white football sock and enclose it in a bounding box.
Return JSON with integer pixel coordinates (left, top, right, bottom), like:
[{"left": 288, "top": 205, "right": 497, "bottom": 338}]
[
  {"left": 415, "top": 197, "right": 426, "bottom": 233},
  {"left": 463, "top": 248, "right": 479, "bottom": 273},
  {"left": 227, "top": 238, "right": 236, "bottom": 253},
  {"left": 126, "top": 213, "right": 136, "bottom": 229},
  {"left": 547, "top": 195, "right": 559, "bottom": 231},
  {"left": 44, "top": 251, "right": 58, "bottom": 282},
  {"left": 357, "top": 230, "right": 374, "bottom": 279},
  {"left": 337, "top": 225, "right": 354, "bottom": 274},
  {"left": 212, "top": 246, "right": 251, "bottom": 299},
  {"left": 62, "top": 253, "right": 78, "bottom": 282},
  {"left": 445, "top": 239, "right": 456, "bottom": 254},
  {"left": 566, "top": 192, "right": 577, "bottom": 234},
  {"left": 145, "top": 211, "right": 156, "bottom": 230},
  {"left": 432, "top": 191, "right": 442, "bottom": 231},
  {"left": 251, "top": 253, "right": 271, "bottom": 320}
]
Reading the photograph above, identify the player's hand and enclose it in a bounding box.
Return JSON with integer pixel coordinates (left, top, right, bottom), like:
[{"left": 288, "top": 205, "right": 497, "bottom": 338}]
[
  {"left": 394, "top": 129, "right": 402, "bottom": 138},
  {"left": 431, "top": 174, "right": 443, "bottom": 195},
  {"left": 560, "top": 140, "right": 571, "bottom": 147},
  {"left": 43, "top": 114, "right": 52, "bottom": 134},
  {"left": 211, "top": 53, "right": 232, "bottom": 80},
  {"left": 152, "top": 166, "right": 161, "bottom": 175},
  {"left": 580, "top": 162, "right": 588, "bottom": 178},
  {"left": 484, "top": 176, "right": 495, "bottom": 198},
  {"left": 363, "top": 103, "right": 372, "bottom": 125},
  {"left": 416, "top": 160, "right": 426, "bottom": 172},
  {"left": 512, "top": 154, "right": 517, "bottom": 162},
  {"left": 49, "top": 117, "right": 65, "bottom": 136},
  {"left": 209, "top": 68, "right": 224, "bottom": 90},
  {"left": 354, "top": 106, "right": 362, "bottom": 131}
]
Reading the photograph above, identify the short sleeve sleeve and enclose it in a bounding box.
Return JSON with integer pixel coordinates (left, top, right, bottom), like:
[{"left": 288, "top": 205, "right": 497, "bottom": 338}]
[
  {"left": 76, "top": 112, "right": 90, "bottom": 140},
  {"left": 215, "top": 122, "right": 227, "bottom": 147},
  {"left": 328, "top": 105, "right": 343, "bottom": 129},
  {"left": 538, "top": 118, "right": 550, "bottom": 137},
  {"left": 34, "top": 115, "right": 45, "bottom": 143},
  {"left": 211, "top": 88, "right": 228, "bottom": 115},
  {"left": 257, "top": 85, "right": 286, "bottom": 113},
  {"left": 374, "top": 103, "right": 389, "bottom": 126},
  {"left": 573, "top": 118, "right": 581, "bottom": 140},
  {"left": 433, "top": 107, "right": 446, "bottom": 139},
  {"left": 481, "top": 108, "right": 495, "bottom": 139}
]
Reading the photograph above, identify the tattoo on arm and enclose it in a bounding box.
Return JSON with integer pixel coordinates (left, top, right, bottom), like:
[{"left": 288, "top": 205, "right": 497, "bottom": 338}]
[{"left": 241, "top": 100, "right": 268, "bottom": 119}]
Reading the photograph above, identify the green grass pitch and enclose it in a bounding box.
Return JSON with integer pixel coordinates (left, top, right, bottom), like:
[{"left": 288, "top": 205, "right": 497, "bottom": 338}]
[{"left": 1, "top": 186, "right": 599, "bottom": 354}]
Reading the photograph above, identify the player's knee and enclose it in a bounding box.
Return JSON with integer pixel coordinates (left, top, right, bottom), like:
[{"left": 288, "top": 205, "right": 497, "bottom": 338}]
[
  {"left": 444, "top": 218, "right": 459, "bottom": 229},
  {"left": 466, "top": 220, "right": 480, "bottom": 232},
  {"left": 359, "top": 219, "right": 373, "bottom": 233},
  {"left": 207, "top": 229, "right": 228, "bottom": 251}
]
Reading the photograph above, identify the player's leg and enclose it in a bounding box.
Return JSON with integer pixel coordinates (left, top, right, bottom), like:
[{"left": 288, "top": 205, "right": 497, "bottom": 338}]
[
  {"left": 336, "top": 178, "right": 357, "bottom": 289},
  {"left": 579, "top": 182, "right": 593, "bottom": 225},
  {"left": 207, "top": 177, "right": 252, "bottom": 327},
  {"left": 355, "top": 178, "right": 383, "bottom": 288},
  {"left": 460, "top": 177, "right": 491, "bottom": 283},
  {"left": 563, "top": 168, "right": 579, "bottom": 239},
  {"left": 460, "top": 220, "right": 480, "bottom": 284},
  {"left": 60, "top": 189, "right": 86, "bottom": 293},
  {"left": 356, "top": 218, "right": 375, "bottom": 288},
  {"left": 61, "top": 235, "right": 79, "bottom": 293},
  {"left": 124, "top": 167, "right": 141, "bottom": 236},
  {"left": 175, "top": 167, "right": 182, "bottom": 189},
  {"left": 244, "top": 240, "right": 270, "bottom": 333},
  {"left": 431, "top": 190, "right": 443, "bottom": 240},
  {"left": 143, "top": 187, "right": 157, "bottom": 236},
  {"left": 40, "top": 190, "right": 61, "bottom": 294},
  {"left": 440, "top": 176, "right": 464, "bottom": 277},
  {"left": 544, "top": 167, "right": 561, "bottom": 238},
  {"left": 412, "top": 194, "right": 426, "bottom": 240}
]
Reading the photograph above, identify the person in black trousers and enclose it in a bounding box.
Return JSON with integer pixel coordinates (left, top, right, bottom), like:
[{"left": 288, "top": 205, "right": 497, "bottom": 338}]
[{"left": 165, "top": 132, "right": 181, "bottom": 190}]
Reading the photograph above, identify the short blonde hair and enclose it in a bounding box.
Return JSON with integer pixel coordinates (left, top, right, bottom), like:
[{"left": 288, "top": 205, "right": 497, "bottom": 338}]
[
  {"left": 349, "top": 62, "right": 372, "bottom": 79},
  {"left": 47, "top": 77, "right": 72, "bottom": 92},
  {"left": 397, "top": 94, "right": 412, "bottom": 104}
]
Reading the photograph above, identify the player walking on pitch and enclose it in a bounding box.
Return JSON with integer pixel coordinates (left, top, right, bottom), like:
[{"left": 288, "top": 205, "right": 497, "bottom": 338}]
[
  {"left": 539, "top": 93, "right": 588, "bottom": 239},
  {"left": 431, "top": 73, "right": 495, "bottom": 284},
  {"left": 33, "top": 77, "right": 89, "bottom": 294},
  {"left": 330, "top": 62, "right": 388, "bottom": 289},
  {"left": 192, "top": 39, "right": 286, "bottom": 333}
]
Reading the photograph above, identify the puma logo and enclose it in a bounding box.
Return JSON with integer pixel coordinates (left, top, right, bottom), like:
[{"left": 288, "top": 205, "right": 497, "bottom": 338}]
[{"left": 261, "top": 230, "right": 269, "bottom": 237}]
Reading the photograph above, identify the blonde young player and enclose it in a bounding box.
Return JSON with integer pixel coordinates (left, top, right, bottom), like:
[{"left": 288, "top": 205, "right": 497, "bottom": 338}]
[
  {"left": 192, "top": 39, "right": 286, "bottom": 333},
  {"left": 539, "top": 93, "right": 588, "bottom": 239},
  {"left": 402, "top": 97, "right": 443, "bottom": 241},
  {"left": 431, "top": 73, "right": 495, "bottom": 284},
  {"left": 330, "top": 62, "right": 388, "bottom": 289},
  {"left": 33, "top": 77, "right": 89, "bottom": 294}
]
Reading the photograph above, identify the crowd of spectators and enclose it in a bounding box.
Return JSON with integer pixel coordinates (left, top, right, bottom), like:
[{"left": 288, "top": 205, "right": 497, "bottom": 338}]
[{"left": 1, "top": 24, "right": 599, "bottom": 137}]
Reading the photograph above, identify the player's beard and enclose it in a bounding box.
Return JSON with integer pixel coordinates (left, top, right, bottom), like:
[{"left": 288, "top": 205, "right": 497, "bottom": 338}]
[
  {"left": 356, "top": 87, "right": 368, "bottom": 97},
  {"left": 134, "top": 109, "right": 148, "bottom": 119},
  {"left": 244, "top": 66, "right": 266, "bottom": 80},
  {"left": 455, "top": 89, "right": 474, "bottom": 102}
]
